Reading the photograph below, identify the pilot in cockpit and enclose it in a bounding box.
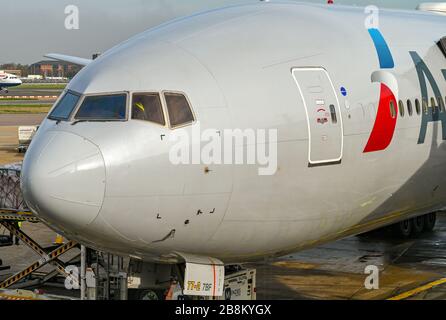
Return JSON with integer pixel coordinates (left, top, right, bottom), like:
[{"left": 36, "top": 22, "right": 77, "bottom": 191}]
[{"left": 131, "top": 93, "right": 165, "bottom": 124}]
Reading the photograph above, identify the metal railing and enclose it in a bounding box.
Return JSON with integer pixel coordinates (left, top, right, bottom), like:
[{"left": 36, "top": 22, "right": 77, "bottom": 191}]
[{"left": 0, "top": 167, "right": 27, "bottom": 211}]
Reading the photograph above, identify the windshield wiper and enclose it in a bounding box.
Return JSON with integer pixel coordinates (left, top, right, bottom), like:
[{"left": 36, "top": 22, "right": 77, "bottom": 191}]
[{"left": 71, "top": 119, "right": 91, "bottom": 126}]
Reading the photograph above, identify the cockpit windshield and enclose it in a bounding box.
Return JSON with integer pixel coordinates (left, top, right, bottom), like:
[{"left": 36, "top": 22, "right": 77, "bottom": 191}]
[
  {"left": 48, "top": 91, "right": 81, "bottom": 121},
  {"left": 75, "top": 94, "right": 127, "bottom": 121}
]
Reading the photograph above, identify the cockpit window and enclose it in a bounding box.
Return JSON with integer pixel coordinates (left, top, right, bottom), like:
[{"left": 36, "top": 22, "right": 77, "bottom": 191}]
[
  {"left": 75, "top": 94, "right": 127, "bottom": 120},
  {"left": 164, "top": 93, "right": 195, "bottom": 127},
  {"left": 132, "top": 93, "right": 165, "bottom": 125},
  {"left": 48, "top": 91, "right": 81, "bottom": 121}
]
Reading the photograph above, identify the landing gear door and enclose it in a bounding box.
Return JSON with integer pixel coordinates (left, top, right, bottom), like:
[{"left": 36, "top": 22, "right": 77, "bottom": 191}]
[{"left": 292, "top": 68, "right": 344, "bottom": 165}]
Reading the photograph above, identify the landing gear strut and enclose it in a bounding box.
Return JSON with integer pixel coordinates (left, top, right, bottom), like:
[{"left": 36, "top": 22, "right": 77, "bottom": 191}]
[{"left": 0, "top": 88, "right": 8, "bottom": 94}]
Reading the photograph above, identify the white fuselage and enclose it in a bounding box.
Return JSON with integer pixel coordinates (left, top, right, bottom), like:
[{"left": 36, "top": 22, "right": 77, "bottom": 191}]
[
  {"left": 0, "top": 72, "right": 22, "bottom": 89},
  {"left": 21, "top": 2, "right": 446, "bottom": 263}
]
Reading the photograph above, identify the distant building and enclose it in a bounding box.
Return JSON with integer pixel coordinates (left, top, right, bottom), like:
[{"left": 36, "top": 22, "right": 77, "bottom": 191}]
[{"left": 29, "top": 60, "right": 81, "bottom": 79}]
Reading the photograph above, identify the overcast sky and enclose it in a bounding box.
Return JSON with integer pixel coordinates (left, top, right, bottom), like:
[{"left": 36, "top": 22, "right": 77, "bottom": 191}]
[{"left": 1, "top": 0, "right": 442, "bottom": 64}]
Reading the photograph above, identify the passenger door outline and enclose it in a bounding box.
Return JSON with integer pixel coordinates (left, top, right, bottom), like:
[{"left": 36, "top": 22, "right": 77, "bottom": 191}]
[{"left": 292, "top": 67, "right": 344, "bottom": 165}]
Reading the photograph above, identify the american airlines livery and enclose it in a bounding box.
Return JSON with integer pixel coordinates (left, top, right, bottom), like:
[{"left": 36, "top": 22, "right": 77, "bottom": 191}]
[{"left": 20, "top": 2, "right": 446, "bottom": 297}]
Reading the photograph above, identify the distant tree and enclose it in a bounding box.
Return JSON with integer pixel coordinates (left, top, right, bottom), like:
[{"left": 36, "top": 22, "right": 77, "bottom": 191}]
[
  {"left": 0, "top": 62, "right": 82, "bottom": 79},
  {"left": 0, "top": 63, "right": 31, "bottom": 77}
]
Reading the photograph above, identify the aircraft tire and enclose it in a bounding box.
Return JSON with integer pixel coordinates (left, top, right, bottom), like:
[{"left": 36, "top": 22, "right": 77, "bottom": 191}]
[
  {"left": 411, "top": 216, "right": 425, "bottom": 236},
  {"left": 423, "top": 212, "right": 437, "bottom": 232},
  {"left": 393, "top": 219, "right": 412, "bottom": 238}
]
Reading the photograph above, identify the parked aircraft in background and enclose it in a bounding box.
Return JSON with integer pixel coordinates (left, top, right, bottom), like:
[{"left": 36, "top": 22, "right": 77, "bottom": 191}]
[{"left": 0, "top": 72, "right": 22, "bottom": 93}]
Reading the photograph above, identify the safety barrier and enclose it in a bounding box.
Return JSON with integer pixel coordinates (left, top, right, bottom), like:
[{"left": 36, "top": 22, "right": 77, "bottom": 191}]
[
  {"left": 0, "top": 164, "right": 79, "bottom": 290},
  {"left": 0, "top": 167, "right": 27, "bottom": 211}
]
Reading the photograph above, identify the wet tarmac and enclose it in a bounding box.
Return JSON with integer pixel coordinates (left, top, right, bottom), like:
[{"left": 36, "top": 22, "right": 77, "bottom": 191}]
[{"left": 250, "top": 212, "right": 446, "bottom": 300}]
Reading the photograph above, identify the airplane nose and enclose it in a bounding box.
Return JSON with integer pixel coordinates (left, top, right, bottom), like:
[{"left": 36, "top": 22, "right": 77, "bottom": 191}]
[{"left": 21, "top": 131, "right": 106, "bottom": 232}]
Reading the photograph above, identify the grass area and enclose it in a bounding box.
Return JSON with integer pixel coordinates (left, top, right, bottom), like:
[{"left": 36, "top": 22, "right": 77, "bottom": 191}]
[
  {"left": 0, "top": 98, "right": 39, "bottom": 101},
  {"left": 15, "top": 84, "right": 66, "bottom": 90},
  {"left": 0, "top": 104, "right": 51, "bottom": 114}
]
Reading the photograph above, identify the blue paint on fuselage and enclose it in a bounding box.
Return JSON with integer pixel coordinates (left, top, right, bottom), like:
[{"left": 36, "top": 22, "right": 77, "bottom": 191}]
[
  {"left": 0, "top": 83, "right": 21, "bottom": 88},
  {"left": 368, "top": 28, "right": 395, "bottom": 69}
]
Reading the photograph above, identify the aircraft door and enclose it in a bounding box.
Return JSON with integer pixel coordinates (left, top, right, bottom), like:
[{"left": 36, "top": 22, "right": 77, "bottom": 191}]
[{"left": 292, "top": 68, "right": 344, "bottom": 165}]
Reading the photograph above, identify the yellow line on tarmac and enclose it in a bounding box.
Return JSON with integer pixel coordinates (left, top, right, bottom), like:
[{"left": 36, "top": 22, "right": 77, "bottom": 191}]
[{"left": 388, "top": 278, "right": 446, "bottom": 300}]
